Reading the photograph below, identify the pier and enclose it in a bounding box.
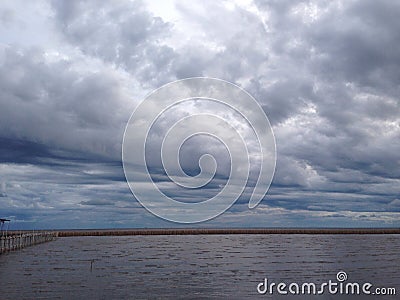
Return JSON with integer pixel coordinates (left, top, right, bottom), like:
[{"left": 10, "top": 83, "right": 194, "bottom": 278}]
[{"left": 0, "top": 232, "right": 58, "bottom": 254}]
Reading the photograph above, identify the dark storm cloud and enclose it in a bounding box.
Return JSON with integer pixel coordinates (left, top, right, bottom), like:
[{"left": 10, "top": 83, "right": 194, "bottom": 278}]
[
  {"left": 0, "top": 46, "right": 132, "bottom": 161},
  {"left": 0, "top": 137, "right": 55, "bottom": 165},
  {"left": 253, "top": 0, "right": 400, "bottom": 120},
  {"left": 51, "top": 0, "right": 177, "bottom": 86},
  {"left": 308, "top": 0, "right": 400, "bottom": 91}
]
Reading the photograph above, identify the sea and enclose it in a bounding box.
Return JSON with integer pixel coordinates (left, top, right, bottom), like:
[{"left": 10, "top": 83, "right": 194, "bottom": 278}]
[{"left": 0, "top": 234, "right": 399, "bottom": 299}]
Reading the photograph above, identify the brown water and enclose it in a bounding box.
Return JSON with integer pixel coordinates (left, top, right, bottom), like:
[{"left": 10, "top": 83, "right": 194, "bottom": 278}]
[{"left": 0, "top": 234, "right": 399, "bottom": 299}]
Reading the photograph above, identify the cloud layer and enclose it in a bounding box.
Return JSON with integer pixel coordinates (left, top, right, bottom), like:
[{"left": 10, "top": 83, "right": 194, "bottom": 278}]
[{"left": 0, "top": 0, "right": 399, "bottom": 228}]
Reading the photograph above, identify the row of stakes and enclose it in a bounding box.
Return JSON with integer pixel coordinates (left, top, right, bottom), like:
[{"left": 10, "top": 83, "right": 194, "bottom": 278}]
[{"left": 0, "top": 232, "right": 58, "bottom": 254}]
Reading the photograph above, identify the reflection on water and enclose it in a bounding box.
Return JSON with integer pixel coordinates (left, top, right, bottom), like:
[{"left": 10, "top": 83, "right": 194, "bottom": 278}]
[{"left": 0, "top": 234, "right": 399, "bottom": 299}]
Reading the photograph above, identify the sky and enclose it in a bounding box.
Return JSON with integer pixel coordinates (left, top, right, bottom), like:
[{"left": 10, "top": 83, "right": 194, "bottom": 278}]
[{"left": 0, "top": 0, "right": 399, "bottom": 229}]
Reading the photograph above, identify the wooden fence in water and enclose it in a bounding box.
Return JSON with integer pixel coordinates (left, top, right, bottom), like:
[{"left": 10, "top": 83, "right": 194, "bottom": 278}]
[
  {"left": 0, "top": 232, "right": 58, "bottom": 254},
  {"left": 57, "top": 228, "right": 400, "bottom": 237}
]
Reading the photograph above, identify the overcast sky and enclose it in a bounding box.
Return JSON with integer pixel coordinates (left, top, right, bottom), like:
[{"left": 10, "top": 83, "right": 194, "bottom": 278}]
[{"left": 0, "top": 0, "right": 399, "bottom": 229}]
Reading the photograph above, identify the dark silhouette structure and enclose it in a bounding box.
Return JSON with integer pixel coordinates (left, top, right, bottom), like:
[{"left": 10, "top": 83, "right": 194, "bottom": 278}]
[{"left": 0, "top": 218, "right": 10, "bottom": 234}]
